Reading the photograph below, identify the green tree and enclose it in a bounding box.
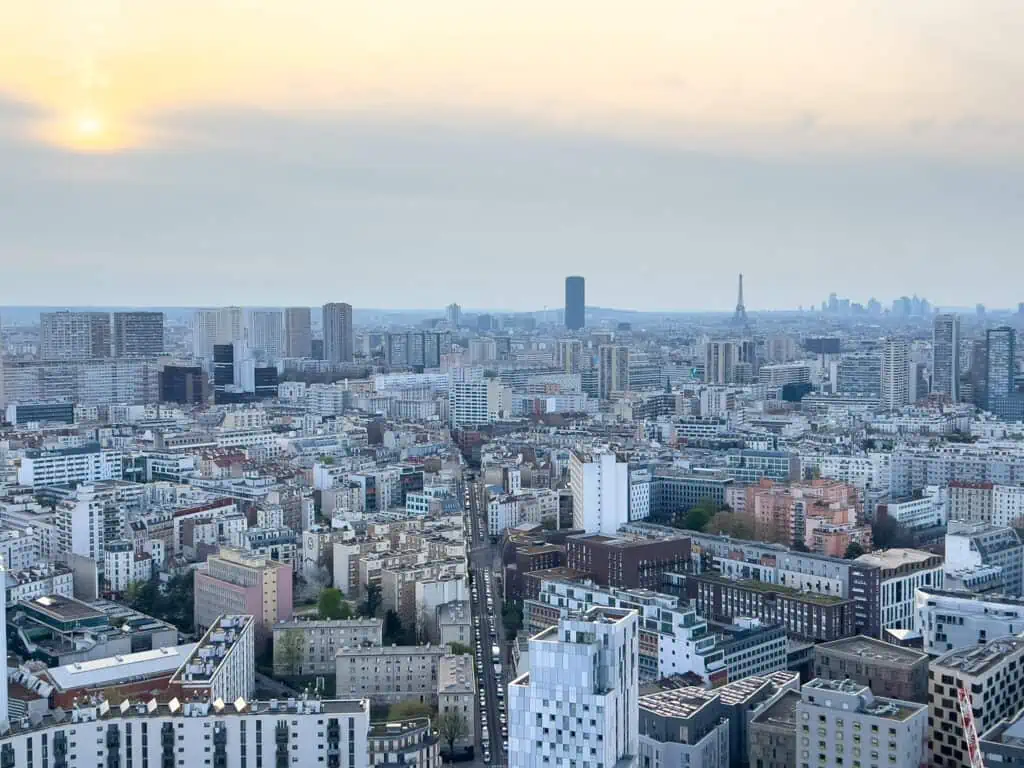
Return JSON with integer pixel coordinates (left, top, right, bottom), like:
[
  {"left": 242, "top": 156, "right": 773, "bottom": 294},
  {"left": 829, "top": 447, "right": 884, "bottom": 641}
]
[
  {"left": 388, "top": 700, "right": 434, "bottom": 721},
  {"left": 383, "top": 610, "right": 414, "bottom": 645},
  {"left": 448, "top": 642, "right": 473, "bottom": 656},
  {"left": 706, "top": 510, "right": 756, "bottom": 539},
  {"left": 675, "top": 499, "right": 719, "bottom": 532},
  {"left": 438, "top": 709, "right": 470, "bottom": 755},
  {"left": 318, "top": 588, "right": 349, "bottom": 620},
  {"left": 361, "top": 583, "right": 382, "bottom": 618},
  {"left": 275, "top": 628, "right": 305, "bottom": 676},
  {"left": 844, "top": 542, "right": 867, "bottom": 560}
]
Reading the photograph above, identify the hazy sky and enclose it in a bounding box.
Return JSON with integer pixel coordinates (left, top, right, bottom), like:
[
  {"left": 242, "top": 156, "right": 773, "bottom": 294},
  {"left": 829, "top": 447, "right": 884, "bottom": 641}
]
[{"left": 2, "top": 1, "right": 1023, "bottom": 311}]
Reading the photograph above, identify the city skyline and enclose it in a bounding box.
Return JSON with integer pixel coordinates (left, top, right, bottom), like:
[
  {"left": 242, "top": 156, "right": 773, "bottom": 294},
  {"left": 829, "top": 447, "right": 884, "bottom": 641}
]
[{"left": 2, "top": 2, "right": 1023, "bottom": 309}]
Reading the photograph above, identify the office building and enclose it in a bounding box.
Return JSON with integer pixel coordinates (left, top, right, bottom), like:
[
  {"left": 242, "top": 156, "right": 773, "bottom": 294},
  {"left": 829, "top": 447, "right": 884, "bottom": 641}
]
[
  {"left": 445, "top": 302, "right": 461, "bottom": 328},
  {"left": 0, "top": 696, "right": 370, "bottom": 768},
  {"left": 598, "top": 344, "right": 630, "bottom": 398},
  {"left": 916, "top": 588, "right": 1024, "bottom": 656},
  {"left": 849, "top": 548, "right": 943, "bottom": 639},
  {"left": 570, "top": 448, "right": 629, "bottom": 535},
  {"left": 565, "top": 275, "right": 585, "bottom": 330},
  {"left": 714, "top": 618, "right": 787, "bottom": 683},
  {"left": 284, "top": 306, "right": 313, "bottom": 358},
  {"left": 246, "top": 309, "right": 285, "bottom": 362},
  {"left": 170, "top": 614, "right": 256, "bottom": 702},
  {"left": 945, "top": 521, "right": 1024, "bottom": 596},
  {"left": 880, "top": 338, "right": 909, "bottom": 411},
  {"left": 40, "top": 310, "right": 111, "bottom": 359},
  {"left": 216, "top": 306, "right": 245, "bottom": 345},
  {"left": 814, "top": 635, "right": 929, "bottom": 703},
  {"left": 797, "top": 678, "right": 928, "bottom": 768},
  {"left": 323, "top": 302, "right": 354, "bottom": 363},
  {"left": 986, "top": 326, "right": 1016, "bottom": 404},
  {"left": 557, "top": 338, "right": 584, "bottom": 374},
  {"left": 191, "top": 308, "right": 220, "bottom": 360},
  {"left": 932, "top": 313, "right": 961, "bottom": 401},
  {"left": 334, "top": 645, "right": 451, "bottom": 705},
  {"left": 4, "top": 401, "right": 75, "bottom": 425},
  {"left": 159, "top": 364, "right": 208, "bottom": 405},
  {"left": 272, "top": 618, "right": 383, "bottom": 677},
  {"left": 508, "top": 607, "right": 639, "bottom": 768},
  {"left": 566, "top": 531, "right": 691, "bottom": 590},
  {"left": 112, "top": 311, "right": 164, "bottom": 357},
  {"left": 834, "top": 354, "right": 882, "bottom": 396},
  {"left": 981, "top": 708, "right": 1024, "bottom": 767},
  {"left": 929, "top": 637, "right": 1024, "bottom": 768},
  {"left": 194, "top": 548, "right": 293, "bottom": 637},
  {"left": 704, "top": 340, "right": 738, "bottom": 385}
]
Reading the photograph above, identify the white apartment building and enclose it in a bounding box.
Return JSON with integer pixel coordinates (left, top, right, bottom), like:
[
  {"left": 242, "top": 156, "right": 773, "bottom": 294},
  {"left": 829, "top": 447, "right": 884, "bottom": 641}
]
[
  {"left": 801, "top": 453, "right": 892, "bottom": 495},
  {"left": 0, "top": 526, "right": 42, "bottom": 571},
  {"left": 6, "top": 563, "right": 74, "bottom": 604},
  {"left": 994, "top": 484, "right": 1024, "bottom": 528},
  {"left": 797, "top": 678, "right": 928, "bottom": 768},
  {"left": 0, "top": 696, "right": 370, "bottom": 768},
  {"left": 103, "top": 540, "right": 153, "bottom": 593},
  {"left": 0, "top": 358, "right": 161, "bottom": 408},
  {"left": 18, "top": 444, "right": 123, "bottom": 487},
  {"left": 448, "top": 367, "right": 510, "bottom": 428},
  {"left": 917, "top": 588, "right": 1024, "bottom": 656},
  {"left": 438, "top": 654, "right": 476, "bottom": 753},
  {"left": 273, "top": 618, "right": 384, "bottom": 677},
  {"left": 192, "top": 308, "right": 220, "bottom": 360},
  {"left": 570, "top": 448, "right": 629, "bottom": 535},
  {"left": 335, "top": 645, "right": 451, "bottom": 706},
  {"left": 246, "top": 309, "right": 284, "bottom": 362},
  {"left": 854, "top": 549, "right": 945, "bottom": 637},
  {"left": 884, "top": 485, "right": 947, "bottom": 530},
  {"left": 508, "top": 607, "right": 639, "bottom": 768},
  {"left": 948, "top": 481, "right": 995, "bottom": 524},
  {"left": 880, "top": 338, "right": 910, "bottom": 411},
  {"left": 630, "top": 469, "right": 651, "bottom": 523},
  {"left": 171, "top": 614, "right": 256, "bottom": 703},
  {"left": 56, "top": 484, "right": 106, "bottom": 562},
  {"left": 488, "top": 493, "right": 522, "bottom": 537}
]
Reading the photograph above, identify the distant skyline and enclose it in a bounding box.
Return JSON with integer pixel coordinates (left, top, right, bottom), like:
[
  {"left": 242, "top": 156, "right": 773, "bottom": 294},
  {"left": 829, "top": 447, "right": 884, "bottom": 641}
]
[{"left": 2, "top": 2, "right": 1023, "bottom": 309}]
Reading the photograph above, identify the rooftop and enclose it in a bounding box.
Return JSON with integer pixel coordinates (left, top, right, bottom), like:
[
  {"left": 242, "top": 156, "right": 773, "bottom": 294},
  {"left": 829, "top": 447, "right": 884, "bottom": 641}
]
[
  {"left": 438, "top": 654, "right": 475, "bottom": 694},
  {"left": 853, "top": 548, "right": 942, "bottom": 571},
  {"left": 172, "top": 615, "right": 254, "bottom": 686},
  {"left": 751, "top": 689, "right": 800, "bottom": 730},
  {"left": 26, "top": 594, "right": 105, "bottom": 622},
  {"left": 816, "top": 635, "right": 928, "bottom": 665},
  {"left": 47, "top": 644, "right": 198, "bottom": 692},
  {"left": 696, "top": 574, "right": 846, "bottom": 605},
  {"left": 933, "top": 635, "right": 1024, "bottom": 677}
]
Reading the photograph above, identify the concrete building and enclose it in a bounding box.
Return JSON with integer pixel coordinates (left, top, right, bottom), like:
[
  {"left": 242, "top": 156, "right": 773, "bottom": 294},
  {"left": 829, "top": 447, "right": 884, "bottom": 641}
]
[
  {"left": 103, "top": 539, "right": 153, "bottom": 593},
  {"left": 748, "top": 689, "right": 800, "bottom": 768},
  {"left": 705, "top": 341, "right": 739, "bottom": 385},
  {"left": 334, "top": 645, "right": 451, "bottom": 706},
  {"left": 565, "top": 275, "right": 585, "bottom": 330},
  {"left": 945, "top": 521, "right": 1024, "bottom": 596},
  {"left": 981, "top": 707, "right": 1024, "bottom": 768},
  {"left": 170, "top": 614, "right": 256, "bottom": 702},
  {"left": 40, "top": 310, "right": 111, "bottom": 359},
  {"left": 192, "top": 308, "right": 220, "bottom": 360},
  {"left": 948, "top": 481, "right": 995, "bottom": 524},
  {"left": 508, "top": 607, "right": 639, "bottom": 768},
  {"left": 881, "top": 485, "right": 948, "bottom": 530},
  {"left": 880, "top": 338, "right": 910, "bottom": 411},
  {"left": 447, "top": 366, "right": 510, "bottom": 427},
  {"left": 797, "top": 678, "right": 928, "bottom": 768},
  {"left": 570, "top": 448, "right": 629, "bottom": 535},
  {"left": 814, "top": 635, "right": 930, "bottom": 703},
  {"left": 929, "top": 636, "right": 1024, "bottom": 768},
  {"left": 55, "top": 484, "right": 107, "bottom": 563},
  {"left": 112, "top": 311, "right": 164, "bottom": 357},
  {"left": 714, "top": 618, "right": 787, "bottom": 683},
  {"left": 273, "top": 618, "right": 383, "bottom": 677},
  {"left": 284, "top": 306, "right": 313, "bottom": 358},
  {"left": 246, "top": 309, "right": 285, "bottom": 362},
  {"left": 916, "top": 588, "right": 1024, "bottom": 656},
  {"left": 0, "top": 357, "right": 161, "bottom": 407},
  {"left": 193, "top": 548, "right": 293, "bottom": 637},
  {"left": 5, "top": 563, "right": 74, "bottom": 604},
  {"left": 437, "top": 654, "right": 476, "bottom": 755},
  {"left": 323, "top": 302, "right": 354, "bottom": 363},
  {"left": 994, "top": 484, "right": 1024, "bottom": 528},
  {"left": 369, "top": 717, "right": 440, "bottom": 768},
  {"left": 598, "top": 344, "right": 630, "bottom": 398},
  {"left": 932, "top": 313, "right": 961, "bottom": 401},
  {"left": 437, "top": 600, "right": 472, "bottom": 648},
  {"left": 18, "top": 443, "right": 123, "bottom": 487},
  {"left": 0, "top": 696, "right": 370, "bottom": 768}
]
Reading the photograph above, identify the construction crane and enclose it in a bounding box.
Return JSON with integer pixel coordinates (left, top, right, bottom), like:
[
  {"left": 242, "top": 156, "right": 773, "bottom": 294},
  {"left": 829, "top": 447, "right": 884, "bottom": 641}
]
[{"left": 957, "top": 685, "right": 986, "bottom": 768}]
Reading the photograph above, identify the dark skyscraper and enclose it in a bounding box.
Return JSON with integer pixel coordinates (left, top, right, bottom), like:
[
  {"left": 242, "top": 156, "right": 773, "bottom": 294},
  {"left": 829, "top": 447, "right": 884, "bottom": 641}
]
[{"left": 565, "top": 275, "right": 585, "bottom": 330}]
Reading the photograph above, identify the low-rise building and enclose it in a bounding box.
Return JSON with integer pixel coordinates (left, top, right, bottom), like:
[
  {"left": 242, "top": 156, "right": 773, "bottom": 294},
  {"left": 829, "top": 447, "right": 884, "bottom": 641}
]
[
  {"left": 5, "top": 563, "right": 74, "bottom": 604},
  {"left": 850, "top": 548, "right": 944, "bottom": 639},
  {"left": 437, "top": 600, "right": 472, "bottom": 648},
  {"left": 713, "top": 618, "right": 787, "bottom": 683},
  {"left": 748, "top": 689, "right": 800, "bottom": 768},
  {"left": 437, "top": 654, "right": 476, "bottom": 755},
  {"left": 368, "top": 717, "right": 440, "bottom": 768},
  {"left": 273, "top": 618, "right": 383, "bottom": 677},
  {"left": 813, "top": 635, "right": 930, "bottom": 703}
]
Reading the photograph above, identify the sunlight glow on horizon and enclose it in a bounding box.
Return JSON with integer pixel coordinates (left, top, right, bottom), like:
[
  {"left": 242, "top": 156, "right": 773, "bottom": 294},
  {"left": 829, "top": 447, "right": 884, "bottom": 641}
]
[{"left": 2, "top": 0, "right": 1022, "bottom": 156}]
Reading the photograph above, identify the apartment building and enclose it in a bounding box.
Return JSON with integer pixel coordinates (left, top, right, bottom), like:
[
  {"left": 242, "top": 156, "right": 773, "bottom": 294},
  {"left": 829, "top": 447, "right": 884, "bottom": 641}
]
[
  {"left": 170, "top": 614, "right": 256, "bottom": 703},
  {"left": 944, "top": 521, "right": 1024, "bottom": 596},
  {"left": 929, "top": 636, "right": 1024, "bottom": 768},
  {"left": 273, "top": 618, "right": 384, "bottom": 677},
  {"left": 749, "top": 689, "right": 801, "bottom": 768},
  {"left": 916, "top": 588, "right": 1024, "bottom": 656},
  {"left": 18, "top": 443, "right": 123, "bottom": 487},
  {"left": 850, "top": 549, "right": 944, "bottom": 639},
  {"left": 0, "top": 696, "right": 370, "bottom": 768},
  {"left": 814, "top": 635, "right": 930, "bottom": 703},
  {"left": 508, "top": 607, "right": 639, "bottom": 768},
  {"left": 193, "top": 548, "right": 293, "bottom": 637},
  {"left": 565, "top": 531, "right": 691, "bottom": 590},
  {"left": 714, "top": 618, "right": 788, "bottom": 683},
  {"left": 796, "top": 678, "right": 927, "bottom": 768},
  {"left": 335, "top": 645, "right": 450, "bottom": 706},
  {"left": 368, "top": 717, "right": 440, "bottom": 768},
  {"left": 437, "top": 654, "right": 476, "bottom": 755}
]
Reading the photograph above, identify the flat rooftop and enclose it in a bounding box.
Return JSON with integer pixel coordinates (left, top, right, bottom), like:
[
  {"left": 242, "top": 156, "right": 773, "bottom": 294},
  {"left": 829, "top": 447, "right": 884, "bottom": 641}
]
[
  {"left": 854, "top": 548, "right": 940, "bottom": 570},
  {"left": 696, "top": 574, "right": 846, "bottom": 605},
  {"left": 751, "top": 689, "right": 800, "bottom": 730},
  {"left": 934, "top": 636, "right": 1024, "bottom": 677},
  {"left": 47, "top": 644, "right": 198, "bottom": 691},
  {"left": 27, "top": 595, "right": 105, "bottom": 622},
  {"left": 173, "top": 615, "right": 253, "bottom": 685},
  {"left": 816, "top": 635, "right": 928, "bottom": 665}
]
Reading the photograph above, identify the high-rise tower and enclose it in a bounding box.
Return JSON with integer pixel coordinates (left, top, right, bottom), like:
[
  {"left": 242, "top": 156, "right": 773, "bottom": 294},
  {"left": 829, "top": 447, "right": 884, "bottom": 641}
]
[
  {"left": 322, "top": 302, "right": 353, "bottom": 363},
  {"left": 733, "top": 273, "right": 749, "bottom": 327},
  {"left": 565, "top": 276, "right": 585, "bottom": 331},
  {"left": 932, "top": 313, "right": 961, "bottom": 401}
]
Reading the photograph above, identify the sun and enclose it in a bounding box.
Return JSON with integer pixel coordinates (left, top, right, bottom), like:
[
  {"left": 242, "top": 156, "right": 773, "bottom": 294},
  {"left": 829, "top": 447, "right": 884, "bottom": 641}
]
[
  {"left": 75, "top": 114, "right": 105, "bottom": 137},
  {"left": 33, "top": 109, "right": 144, "bottom": 153}
]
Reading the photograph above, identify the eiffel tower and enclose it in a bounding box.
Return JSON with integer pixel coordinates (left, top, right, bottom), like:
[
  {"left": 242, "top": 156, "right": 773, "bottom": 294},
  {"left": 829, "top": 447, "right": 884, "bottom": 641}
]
[{"left": 733, "top": 273, "right": 749, "bottom": 328}]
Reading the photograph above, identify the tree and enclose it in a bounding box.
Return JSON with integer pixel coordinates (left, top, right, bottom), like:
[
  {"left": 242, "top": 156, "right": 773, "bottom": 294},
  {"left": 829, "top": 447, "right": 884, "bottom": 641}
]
[
  {"left": 675, "top": 499, "right": 719, "bottom": 532},
  {"left": 448, "top": 642, "right": 473, "bottom": 656},
  {"left": 318, "top": 588, "right": 349, "bottom": 620},
  {"left": 844, "top": 542, "right": 867, "bottom": 560},
  {"left": 276, "top": 628, "right": 305, "bottom": 676},
  {"left": 383, "top": 610, "right": 414, "bottom": 645},
  {"left": 502, "top": 602, "right": 523, "bottom": 640},
  {"left": 706, "top": 510, "right": 756, "bottom": 539},
  {"left": 872, "top": 515, "right": 915, "bottom": 549},
  {"left": 388, "top": 700, "right": 434, "bottom": 721},
  {"left": 361, "top": 583, "right": 382, "bottom": 618},
  {"left": 439, "top": 709, "right": 470, "bottom": 756},
  {"left": 791, "top": 540, "right": 810, "bottom": 553}
]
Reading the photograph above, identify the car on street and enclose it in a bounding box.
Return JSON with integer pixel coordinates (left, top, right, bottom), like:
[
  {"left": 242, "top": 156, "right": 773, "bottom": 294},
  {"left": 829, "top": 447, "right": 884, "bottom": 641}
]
[{"left": 483, "top": 751, "right": 490, "bottom": 763}]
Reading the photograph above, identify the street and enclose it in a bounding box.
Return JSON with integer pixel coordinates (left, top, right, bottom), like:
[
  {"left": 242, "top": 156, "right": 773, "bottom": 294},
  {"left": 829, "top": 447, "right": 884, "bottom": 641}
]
[{"left": 463, "top": 473, "right": 510, "bottom": 767}]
